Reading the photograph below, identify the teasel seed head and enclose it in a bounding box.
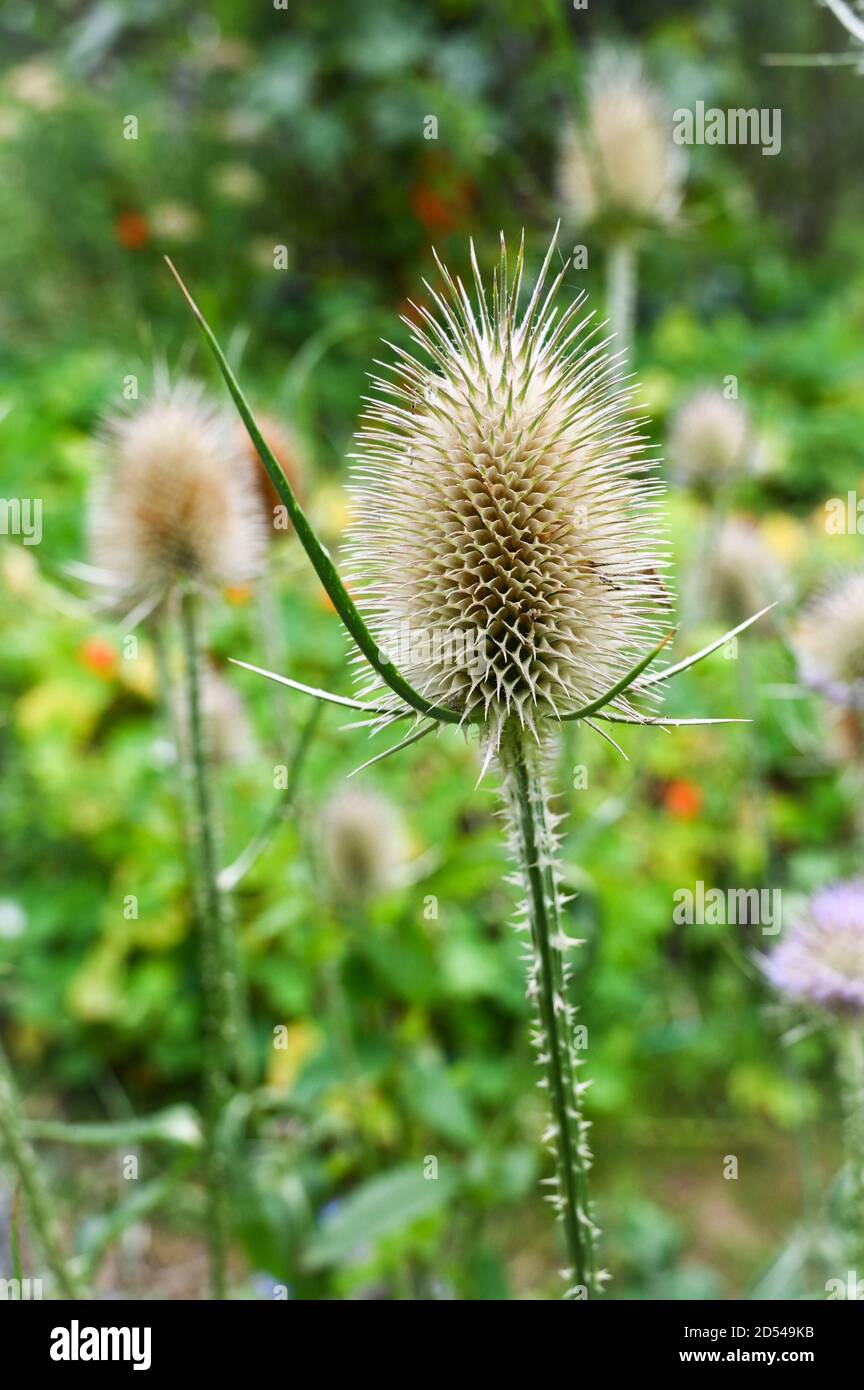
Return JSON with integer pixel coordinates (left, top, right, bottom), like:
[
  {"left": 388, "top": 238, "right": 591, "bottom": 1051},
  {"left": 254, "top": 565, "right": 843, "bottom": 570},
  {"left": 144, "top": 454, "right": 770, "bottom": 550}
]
[
  {"left": 669, "top": 390, "right": 752, "bottom": 497},
  {"left": 322, "top": 786, "right": 407, "bottom": 904},
  {"left": 89, "top": 378, "right": 266, "bottom": 625},
  {"left": 558, "top": 49, "right": 684, "bottom": 234},
  {"left": 687, "top": 517, "right": 785, "bottom": 631},
  {"left": 761, "top": 881, "right": 864, "bottom": 1016},
  {"left": 172, "top": 663, "right": 259, "bottom": 767},
  {"left": 346, "top": 232, "right": 671, "bottom": 751},
  {"left": 794, "top": 572, "right": 864, "bottom": 711}
]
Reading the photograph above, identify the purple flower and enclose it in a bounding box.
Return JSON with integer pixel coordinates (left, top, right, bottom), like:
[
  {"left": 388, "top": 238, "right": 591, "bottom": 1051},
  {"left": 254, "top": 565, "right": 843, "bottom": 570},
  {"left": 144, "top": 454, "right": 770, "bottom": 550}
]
[{"left": 761, "top": 880, "right": 864, "bottom": 1015}]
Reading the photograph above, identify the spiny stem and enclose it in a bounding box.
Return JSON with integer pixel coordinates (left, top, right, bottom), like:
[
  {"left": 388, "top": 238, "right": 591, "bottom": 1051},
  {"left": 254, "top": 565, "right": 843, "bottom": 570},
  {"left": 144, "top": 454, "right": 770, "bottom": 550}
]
[
  {"left": 0, "top": 1041, "right": 85, "bottom": 1298},
  {"left": 605, "top": 236, "right": 638, "bottom": 365},
  {"left": 179, "top": 589, "right": 233, "bottom": 1299},
  {"left": 500, "top": 728, "right": 599, "bottom": 1297}
]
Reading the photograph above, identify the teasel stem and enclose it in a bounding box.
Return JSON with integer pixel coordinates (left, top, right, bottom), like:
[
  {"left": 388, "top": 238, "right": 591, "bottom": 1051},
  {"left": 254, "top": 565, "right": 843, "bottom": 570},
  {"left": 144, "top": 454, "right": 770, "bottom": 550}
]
[
  {"left": 499, "top": 724, "right": 600, "bottom": 1297},
  {"left": 605, "top": 235, "right": 637, "bottom": 364},
  {"left": 179, "top": 589, "right": 233, "bottom": 1298},
  {"left": 838, "top": 1023, "right": 864, "bottom": 1270},
  {"left": 0, "top": 1040, "right": 85, "bottom": 1298}
]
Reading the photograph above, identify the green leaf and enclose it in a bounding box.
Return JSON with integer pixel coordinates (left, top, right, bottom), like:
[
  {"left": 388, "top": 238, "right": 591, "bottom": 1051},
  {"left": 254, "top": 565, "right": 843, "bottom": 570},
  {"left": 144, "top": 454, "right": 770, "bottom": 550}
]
[
  {"left": 304, "top": 1164, "right": 457, "bottom": 1269},
  {"left": 402, "top": 1059, "right": 479, "bottom": 1146},
  {"left": 165, "top": 258, "right": 462, "bottom": 726}
]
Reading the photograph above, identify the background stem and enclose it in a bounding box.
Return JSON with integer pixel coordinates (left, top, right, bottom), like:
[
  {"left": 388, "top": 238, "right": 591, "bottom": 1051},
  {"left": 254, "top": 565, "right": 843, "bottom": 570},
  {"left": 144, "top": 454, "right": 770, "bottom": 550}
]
[
  {"left": 179, "top": 589, "right": 233, "bottom": 1298},
  {"left": 839, "top": 1023, "right": 864, "bottom": 1270},
  {"left": 499, "top": 728, "right": 599, "bottom": 1296},
  {"left": 605, "top": 236, "right": 638, "bottom": 365},
  {"left": 0, "top": 1040, "right": 84, "bottom": 1298}
]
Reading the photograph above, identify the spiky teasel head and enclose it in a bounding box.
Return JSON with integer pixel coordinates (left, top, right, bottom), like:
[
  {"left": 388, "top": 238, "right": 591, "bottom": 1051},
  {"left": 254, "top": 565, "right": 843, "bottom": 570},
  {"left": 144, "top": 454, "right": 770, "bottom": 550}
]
[
  {"left": 687, "top": 517, "right": 785, "bottom": 631},
  {"left": 794, "top": 572, "right": 864, "bottom": 711},
  {"left": 89, "top": 377, "right": 266, "bottom": 626},
  {"left": 761, "top": 881, "right": 864, "bottom": 1016},
  {"left": 321, "top": 786, "right": 407, "bottom": 904},
  {"left": 558, "top": 49, "right": 684, "bottom": 234},
  {"left": 346, "top": 232, "right": 671, "bottom": 756},
  {"left": 669, "top": 390, "right": 751, "bottom": 498}
]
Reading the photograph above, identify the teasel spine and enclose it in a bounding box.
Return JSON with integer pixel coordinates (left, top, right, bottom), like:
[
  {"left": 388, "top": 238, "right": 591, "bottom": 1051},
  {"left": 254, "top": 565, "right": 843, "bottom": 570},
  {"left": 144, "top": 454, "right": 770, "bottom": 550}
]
[{"left": 499, "top": 724, "right": 602, "bottom": 1298}]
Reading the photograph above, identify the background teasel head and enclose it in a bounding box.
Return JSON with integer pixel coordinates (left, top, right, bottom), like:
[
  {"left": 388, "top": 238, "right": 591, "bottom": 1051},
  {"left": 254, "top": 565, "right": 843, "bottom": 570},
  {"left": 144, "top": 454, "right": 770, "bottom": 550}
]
[
  {"left": 685, "top": 516, "right": 786, "bottom": 631},
  {"left": 321, "top": 786, "right": 408, "bottom": 904},
  {"left": 88, "top": 377, "right": 266, "bottom": 625},
  {"left": 346, "top": 233, "right": 672, "bottom": 753},
  {"left": 668, "top": 389, "right": 753, "bottom": 499},
  {"left": 558, "top": 48, "right": 684, "bottom": 235},
  {"left": 171, "top": 662, "right": 260, "bottom": 767},
  {"left": 793, "top": 572, "right": 864, "bottom": 711},
  {"left": 761, "top": 881, "right": 864, "bottom": 1017}
]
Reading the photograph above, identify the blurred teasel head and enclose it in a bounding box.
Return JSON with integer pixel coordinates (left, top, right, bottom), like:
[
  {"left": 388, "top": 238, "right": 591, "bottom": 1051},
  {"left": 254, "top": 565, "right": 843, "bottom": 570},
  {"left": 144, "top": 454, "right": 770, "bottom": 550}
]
[
  {"left": 88, "top": 378, "right": 266, "bottom": 625},
  {"left": 322, "top": 786, "right": 407, "bottom": 904},
  {"left": 558, "top": 49, "right": 684, "bottom": 234},
  {"left": 346, "top": 232, "right": 671, "bottom": 750},
  {"left": 669, "top": 390, "right": 752, "bottom": 499},
  {"left": 761, "top": 881, "right": 864, "bottom": 1016},
  {"left": 687, "top": 517, "right": 785, "bottom": 631},
  {"left": 172, "top": 663, "right": 259, "bottom": 767},
  {"left": 793, "top": 572, "right": 864, "bottom": 711}
]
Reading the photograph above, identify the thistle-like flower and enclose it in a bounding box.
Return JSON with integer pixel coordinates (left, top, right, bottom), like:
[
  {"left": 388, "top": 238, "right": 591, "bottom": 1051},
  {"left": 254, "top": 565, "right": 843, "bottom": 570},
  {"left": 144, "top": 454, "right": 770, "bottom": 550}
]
[
  {"left": 558, "top": 49, "right": 684, "bottom": 232},
  {"left": 669, "top": 390, "right": 752, "bottom": 497},
  {"left": 322, "top": 787, "right": 407, "bottom": 904},
  {"left": 166, "top": 236, "right": 767, "bottom": 1301},
  {"left": 89, "top": 378, "right": 266, "bottom": 626},
  {"left": 761, "top": 881, "right": 864, "bottom": 1016},
  {"left": 347, "top": 235, "right": 671, "bottom": 757},
  {"left": 687, "top": 517, "right": 785, "bottom": 630},
  {"left": 794, "top": 572, "right": 864, "bottom": 710}
]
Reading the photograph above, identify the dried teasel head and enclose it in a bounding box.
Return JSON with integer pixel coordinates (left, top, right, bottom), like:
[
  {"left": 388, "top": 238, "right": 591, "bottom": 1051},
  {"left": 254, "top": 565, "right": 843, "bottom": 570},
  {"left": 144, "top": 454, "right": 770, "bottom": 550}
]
[
  {"left": 687, "top": 517, "right": 786, "bottom": 631},
  {"left": 88, "top": 378, "right": 266, "bottom": 625},
  {"left": 669, "top": 390, "right": 752, "bottom": 498},
  {"left": 346, "top": 232, "right": 671, "bottom": 751},
  {"left": 794, "top": 571, "right": 864, "bottom": 711},
  {"left": 558, "top": 48, "right": 684, "bottom": 234},
  {"left": 321, "top": 786, "right": 407, "bottom": 904}
]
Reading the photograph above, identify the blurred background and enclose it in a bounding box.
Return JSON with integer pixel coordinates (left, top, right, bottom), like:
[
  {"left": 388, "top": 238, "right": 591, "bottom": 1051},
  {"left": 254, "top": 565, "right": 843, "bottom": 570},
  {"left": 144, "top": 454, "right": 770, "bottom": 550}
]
[{"left": 2, "top": 0, "right": 864, "bottom": 1300}]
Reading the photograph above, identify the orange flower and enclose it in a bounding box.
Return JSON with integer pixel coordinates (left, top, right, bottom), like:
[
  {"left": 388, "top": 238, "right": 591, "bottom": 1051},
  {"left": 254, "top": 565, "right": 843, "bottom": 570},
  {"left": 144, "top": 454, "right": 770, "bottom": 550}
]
[
  {"left": 663, "top": 778, "right": 703, "bottom": 821},
  {"left": 223, "top": 584, "right": 253, "bottom": 606},
  {"left": 115, "top": 211, "right": 150, "bottom": 250},
  {"left": 410, "top": 183, "right": 453, "bottom": 234},
  {"left": 78, "top": 636, "right": 118, "bottom": 680}
]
